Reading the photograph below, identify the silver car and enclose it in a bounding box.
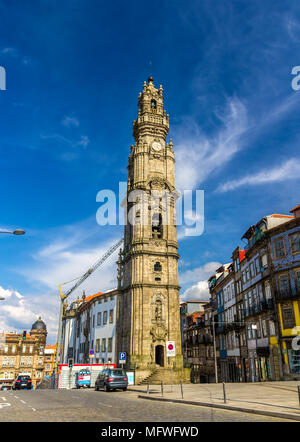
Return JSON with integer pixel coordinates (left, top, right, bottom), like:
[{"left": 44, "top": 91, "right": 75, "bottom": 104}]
[{"left": 95, "top": 368, "right": 128, "bottom": 392}]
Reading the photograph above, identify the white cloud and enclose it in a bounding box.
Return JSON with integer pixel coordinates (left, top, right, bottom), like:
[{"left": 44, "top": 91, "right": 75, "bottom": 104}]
[
  {"left": 180, "top": 280, "right": 210, "bottom": 302},
  {"left": 179, "top": 261, "right": 221, "bottom": 285},
  {"left": 216, "top": 158, "right": 300, "bottom": 193},
  {"left": 174, "top": 97, "right": 248, "bottom": 190}
]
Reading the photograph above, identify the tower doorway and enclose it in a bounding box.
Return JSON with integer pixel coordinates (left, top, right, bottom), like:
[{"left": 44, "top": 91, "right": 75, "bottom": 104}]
[{"left": 155, "top": 345, "right": 164, "bottom": 367}]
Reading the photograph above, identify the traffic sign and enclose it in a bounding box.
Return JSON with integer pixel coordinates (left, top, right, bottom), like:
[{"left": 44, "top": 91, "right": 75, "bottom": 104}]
[
  {"left": 166, "top": 341, "right": 175, "bottom": 357},
  {"left": 119, "top": 352, "right": 126, "bottom": 364},
  {"left": 89, "top": 349, "right": 95, "bottom": 358}
]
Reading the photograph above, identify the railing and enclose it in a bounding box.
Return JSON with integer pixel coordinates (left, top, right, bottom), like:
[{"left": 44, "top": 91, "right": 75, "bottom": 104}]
[{"left": 274, "top": 289, "right": 300, "bottom": 302}]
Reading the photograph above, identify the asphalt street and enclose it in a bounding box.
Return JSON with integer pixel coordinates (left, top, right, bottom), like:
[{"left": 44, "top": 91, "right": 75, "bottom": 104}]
[{"left": 0, "top": 388, "right": 295, "bottom": 422}]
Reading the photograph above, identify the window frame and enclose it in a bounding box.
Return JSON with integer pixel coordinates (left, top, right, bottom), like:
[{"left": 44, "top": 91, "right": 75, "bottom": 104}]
[
  {"left": 289, "top": 231, "right": 300, "bottom": 255},
  {"left": 274, "top": 235, "right": 287, "bottom": 259}
]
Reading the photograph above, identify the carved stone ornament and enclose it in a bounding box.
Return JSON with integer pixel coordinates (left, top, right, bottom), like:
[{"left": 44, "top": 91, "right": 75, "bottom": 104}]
[{"left": 150, "top": 324, "right": 167, "bottom": 342}]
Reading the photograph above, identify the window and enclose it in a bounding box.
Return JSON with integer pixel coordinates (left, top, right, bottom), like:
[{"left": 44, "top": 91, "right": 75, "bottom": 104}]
[
  {"left": 295, "top": 270, "right": 300, "bottom": 291},
  {"left": 250, "top": 262, "right": 255, "bottom": 278},
  {"left": 22, "top": 345, "right": 26, "bottom": 353},
  {"left": 255, "top": 257, "right": 260, "bottom": 275},
  {"left": 279, "top": 274, "right": 289, "bottom": 294},
  {"left": 269, "top": 320, "right": 276, "bottom": 336},
  {"left": 93, "top": 315, "right": 95, "bottom": 327},
  {"left": 12, "top": 345, "right": 16, "bottom": 353},
  {"left": 289, "top": 232, "right": 300, "bottom": 254},
  {"left": 265, "top": 281, "right": 271, "bottom": 299},
  {"left": 154, "top": 261, "right": 162, "bottom": 272},
  {"left": 29, "top": 345, "right": 33, "bottom": 353},
  {"left": 96, "top": 339, "right": 100, "bottom": 352},
  {"left": 151, "top": 99, "right": 157, "bottom": 109},
  {"left": 109, "top": 309, "right": 114, "bottom": 324},
  {"left": 274, "top": 237, "right": 286, "bottom": 259},
  {"left": 242, "top": 271, "right": 246, "bottom": 283},
  {"left": 108, "top": 338, "right": 112, "bottom": 353},
  {"left": 245, "top": 268, "right": 250, "bottom": 281},
  {"left": 281, "top": 304, "right": 296, "bottom": 329},
  {"left": 97, "top": 312, "right": 101, "bottom": 326},
  {"left": 104, "top": 297, "right": 107, "bottom": 303},
  {"left": 102, "top": 338, "right": 106, "bottom": 352},
  {"left": 261, "top": 254, "right": 268, "bottom": 269},
  {"left": 257, "top": 284, "right": 263, "bottom": 301},
  {"left": 262, "top": 319, "right": 268, "bottom": 337},
  {"left": 103, "top": 311, "right": 108, "bottom": 325}
]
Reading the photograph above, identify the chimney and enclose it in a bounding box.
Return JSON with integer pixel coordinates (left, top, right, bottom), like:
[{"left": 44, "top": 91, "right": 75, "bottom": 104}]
[{"left": 290, "top": 204, "right": 300, "bottom": 219}]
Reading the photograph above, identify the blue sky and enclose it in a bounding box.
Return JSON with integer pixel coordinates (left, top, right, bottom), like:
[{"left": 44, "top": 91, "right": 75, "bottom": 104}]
[{"left": 0, "top": 0, "right": 300, "bottom": 343}]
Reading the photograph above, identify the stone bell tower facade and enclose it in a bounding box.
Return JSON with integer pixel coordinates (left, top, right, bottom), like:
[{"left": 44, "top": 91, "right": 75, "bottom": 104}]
[{"left": 116, "top": 77, "right": 189, "bottom": 383}]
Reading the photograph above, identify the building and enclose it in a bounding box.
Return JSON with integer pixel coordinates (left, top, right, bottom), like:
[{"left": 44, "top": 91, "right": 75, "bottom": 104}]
[
  {"left": 44, "top": 345, "right": 56, "bottom": 378},
  {"left": 184, "top": 206, "right": 300, "bottom": 383},
  {"left": 0, "top": 317, "right": 47, "bottom": 389},
  {"left": 61, "top": 290, "right": 118, "bottom": 365},
  {"left": 115, "top": 77, "right": 190, "bottom": 384},
  {"left": 268, "top": 206, "right": 300, "bottom": 379}
]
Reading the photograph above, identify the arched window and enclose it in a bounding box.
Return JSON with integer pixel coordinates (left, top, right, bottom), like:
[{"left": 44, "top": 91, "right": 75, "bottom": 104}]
[
  {"left": 152, "top": 213, "right": 163, "bottom": 239},
  {"left": 154, "top": 262, "right": 162, "bottom": 272},
  {"left": 151, "top": 99, "right": 157, "bottom": 109}
]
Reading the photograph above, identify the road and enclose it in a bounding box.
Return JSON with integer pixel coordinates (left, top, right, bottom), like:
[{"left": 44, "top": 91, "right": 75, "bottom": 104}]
[{"left": 0, "top": 388, "right": 294, "bottom": 422}]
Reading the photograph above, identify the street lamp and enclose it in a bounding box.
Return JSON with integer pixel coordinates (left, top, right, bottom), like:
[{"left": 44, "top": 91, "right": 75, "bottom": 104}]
[{"left": 0, "top": 229, "right": 25, "bottom": 235}]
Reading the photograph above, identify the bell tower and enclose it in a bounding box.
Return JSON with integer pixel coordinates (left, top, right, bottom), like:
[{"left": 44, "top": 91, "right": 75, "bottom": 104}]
[{"left": 116, "top": 77, "right": 188, "bottom": 383}]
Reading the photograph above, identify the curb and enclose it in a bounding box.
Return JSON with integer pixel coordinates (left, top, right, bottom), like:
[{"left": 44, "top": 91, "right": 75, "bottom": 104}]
[{"left": 137, "top": 394, "right": 300, "bottom": 421}]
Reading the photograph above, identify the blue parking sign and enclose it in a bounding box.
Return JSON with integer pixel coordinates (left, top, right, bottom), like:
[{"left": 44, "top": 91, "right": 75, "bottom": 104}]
[{"left": 119, "top": 352, "right": 126, "bottom": 361}]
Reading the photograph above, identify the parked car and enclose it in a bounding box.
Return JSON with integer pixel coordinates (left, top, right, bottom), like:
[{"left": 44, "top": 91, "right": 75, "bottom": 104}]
[
  {"left": 0, "top": 385, "right": 12, "bottom": 390},
  {"left": 75, "top": 370, "right": 91, "bottom": 389},
  {"left": 95, "top": 368, "right": 128, "bottom": 392},
  {"left": 12, "top": 375, "right": 32, "bottom": 390}
]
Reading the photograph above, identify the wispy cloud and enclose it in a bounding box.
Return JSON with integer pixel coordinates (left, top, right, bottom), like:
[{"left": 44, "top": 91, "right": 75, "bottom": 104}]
[
  {"left": 216, "top": 158, "right": 300, "bottom": 193},
  {"left": 62, "top": 115, "right": 80, "bottom": 128},
  {"left": 0, "top": 46, "right": 32, "bottom": 66},
  {"left": 174, "top": 97, "right": 248, "bottom": 190}
]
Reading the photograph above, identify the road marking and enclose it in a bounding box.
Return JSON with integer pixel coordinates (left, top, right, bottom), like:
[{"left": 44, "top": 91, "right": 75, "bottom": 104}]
[
  {"left": 31, "top": 408, "right": 36, "bottom": 411},
  {"left": 14, "top": 396, "right": 18, "bottom": 398},
  {"left": 1, "top": 397, "right": 6, "bottom": 401},
  {"left": 0, "top": 402, "right": 10, "bottom": 409},
  {"left": 20, "top": 400, "right": 26, "bottom": 404}
]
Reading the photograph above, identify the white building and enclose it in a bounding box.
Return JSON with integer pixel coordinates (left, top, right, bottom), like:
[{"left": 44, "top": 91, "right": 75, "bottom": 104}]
[{"left": 61, "top": 289, "right": 118, "bottom": 365}]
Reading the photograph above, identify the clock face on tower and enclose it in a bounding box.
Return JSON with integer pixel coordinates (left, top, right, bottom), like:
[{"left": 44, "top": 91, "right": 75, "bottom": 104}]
[{"left": 152, "top": 141, "right": 162, "bottom": 152}]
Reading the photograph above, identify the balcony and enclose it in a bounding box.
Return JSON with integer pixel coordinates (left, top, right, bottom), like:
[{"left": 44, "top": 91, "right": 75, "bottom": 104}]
[
  {"left": 244, "top": 299, "right": 274, "bottom": 318},
  {"left": 260, "top": 298, "right": 274, "bottom": 311},
  {"left": 274, "top": 289, "right": 300, "bottom": 302}
]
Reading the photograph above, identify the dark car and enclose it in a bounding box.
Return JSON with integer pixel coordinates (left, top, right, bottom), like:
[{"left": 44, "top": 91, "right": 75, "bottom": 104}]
[
  {"left": 13, "top": 375, "right": 32, "bottom": 390},
  {"left": 95, "top": 368, "right": 128, "bottom": 392}
]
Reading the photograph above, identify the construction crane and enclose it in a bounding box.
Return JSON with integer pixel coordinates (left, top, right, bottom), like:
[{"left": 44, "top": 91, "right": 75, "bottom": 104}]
[{"left": 54, "top": 237, "right": 124, "bottom": 372}]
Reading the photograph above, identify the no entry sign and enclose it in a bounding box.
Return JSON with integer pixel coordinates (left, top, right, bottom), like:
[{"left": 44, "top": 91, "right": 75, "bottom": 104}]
[{"left": 166, "top": 341, "right": 176, "bottom": 357}]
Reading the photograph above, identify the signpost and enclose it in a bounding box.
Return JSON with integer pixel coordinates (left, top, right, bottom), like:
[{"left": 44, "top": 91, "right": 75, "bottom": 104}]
[
  {"left": 119, "top": 352, "right": 126, "bottom": 365},
  {"left": 89, "top": 349, "right": 95, "bottom": 378},
  {"left": 166, "top": 342, "right": 175, "bottom": 392}
]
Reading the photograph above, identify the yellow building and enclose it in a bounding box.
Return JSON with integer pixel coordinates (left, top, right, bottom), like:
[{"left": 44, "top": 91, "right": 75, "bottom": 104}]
[
  {"left": 269, "top": 205, "right": 300, "bottom": 379},
  {"left": 44, "top": 345, "right": 57, "bottom": 378},
  {"left": 0, "top": 317, "right": 48, "bottom": 389}
]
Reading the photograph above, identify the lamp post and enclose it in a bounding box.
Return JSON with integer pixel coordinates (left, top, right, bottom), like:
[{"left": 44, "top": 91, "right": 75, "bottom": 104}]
[{"left": 0, "top": 229, "right": 25, "bottom": 235}]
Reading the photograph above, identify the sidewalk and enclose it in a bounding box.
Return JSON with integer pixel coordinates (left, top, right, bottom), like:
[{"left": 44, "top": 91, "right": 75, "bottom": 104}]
[{"left": 128, "top": 381, "right": 300, "bottom": 421}]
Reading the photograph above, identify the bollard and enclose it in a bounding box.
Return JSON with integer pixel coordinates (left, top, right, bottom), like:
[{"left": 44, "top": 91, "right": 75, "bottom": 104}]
[
  {"left": 298, "top": 385, "right": 300, "bottom": 407},
  {"left": 161, "top": 381, "right": 163, "bottom": 397},
  {"left": 180, "top": 380, "right": 184, "bottom": 399},
  {"left": 223, "top": 382, "right": 226, "bottom": 404}
]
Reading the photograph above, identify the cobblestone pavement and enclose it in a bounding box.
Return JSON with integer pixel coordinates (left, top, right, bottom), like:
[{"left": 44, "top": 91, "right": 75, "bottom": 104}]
[{"left": 0, "top": 388, "right": 295, "bottom": 422}]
